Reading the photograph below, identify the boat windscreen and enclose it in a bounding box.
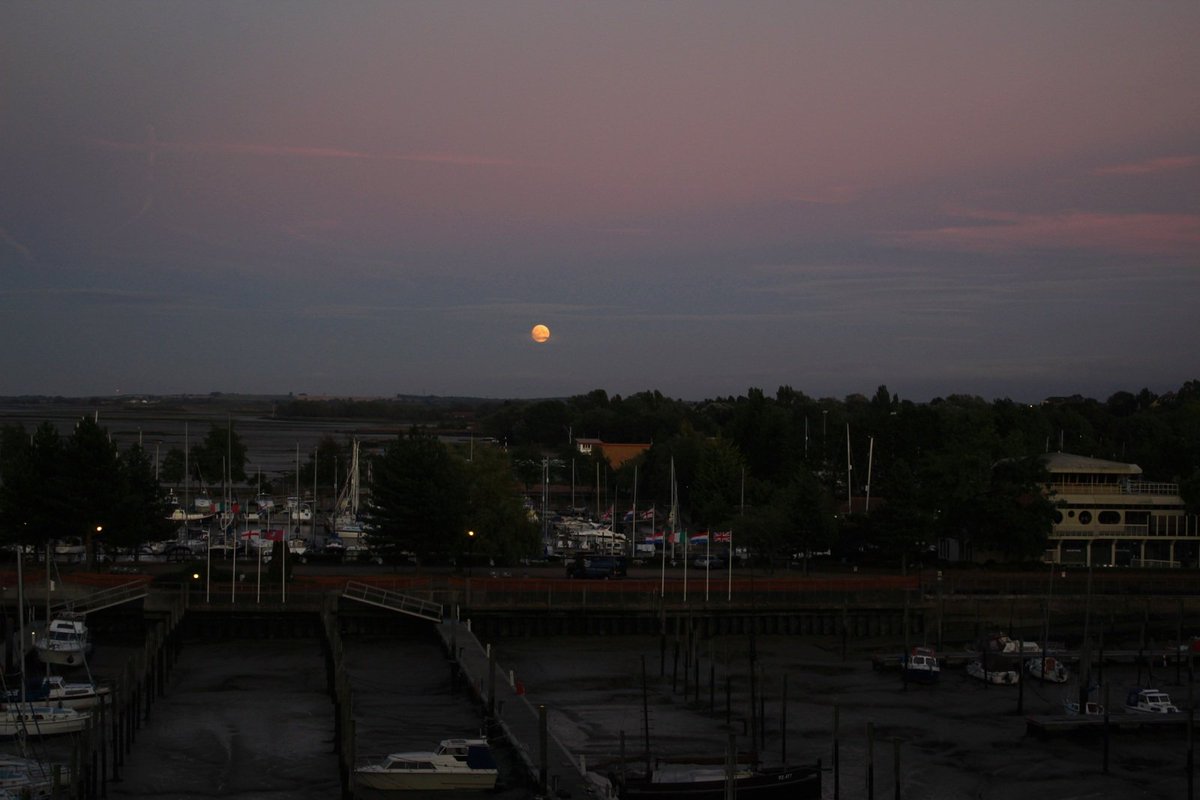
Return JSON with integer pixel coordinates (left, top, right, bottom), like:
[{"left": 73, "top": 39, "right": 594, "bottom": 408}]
[{"left": 465, "top": 746, "right": 498, "bottom": 770}]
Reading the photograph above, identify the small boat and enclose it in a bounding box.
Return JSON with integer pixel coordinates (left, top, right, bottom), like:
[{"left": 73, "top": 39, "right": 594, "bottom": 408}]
[
  {"left": 0, "top": 754, "right": 71, "bottom": 797},
  {"left": 1125, "top": 688, "right": 1180, "bottom": 714},
  {"left": 980, "top": 633, "right": 1040, "bottom": 656},
  {"left": 616, "top": 762, "right": 821, "bottom": 799},
  {"left": 354, "top": 737, "right": 499, "bottom": 791},
  {"left": 0, "top": 705, "right": 91, "bottom": 738},
  {"left": 3, "top": 676, "right": 112, "bottom": 710},
  {"left": 966, "top": 660, "right": 1019, "bottom": 685},
  {"left": 1025, "top": 655, "right": 1069, "bottom": 683},
  {"left": 34, "top": 612, "right": 92, "bottom": 667},
  {"left": 1063, "top": 697, "right": 1105, "bottom": 716},
  {"left": 901, "top": 646, "right": 940, "bottom": 684}
]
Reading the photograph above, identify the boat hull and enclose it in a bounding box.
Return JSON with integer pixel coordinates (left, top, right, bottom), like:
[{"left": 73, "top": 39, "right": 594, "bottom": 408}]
[
  {"left": 0, "top": 707, "right": 90, "bottom": 738},
  {"left": 34, "top": 644, "right": 92, "bottom": 667},
  {"left": 617, "top": 765, "right": 820, "bottom": 800},
  {"left": 353, "top": 770, "right": 498, "bottom": 791}
]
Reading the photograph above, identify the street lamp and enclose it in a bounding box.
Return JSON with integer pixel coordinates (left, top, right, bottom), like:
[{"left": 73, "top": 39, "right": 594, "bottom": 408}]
[{"left": 467, "top": 530, "right": 475, "bottom": 577}]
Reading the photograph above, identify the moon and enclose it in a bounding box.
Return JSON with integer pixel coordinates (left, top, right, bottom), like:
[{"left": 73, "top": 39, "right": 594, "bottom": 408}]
[{"left": 531, "top": 324, "right": 550, "bottom": 343}]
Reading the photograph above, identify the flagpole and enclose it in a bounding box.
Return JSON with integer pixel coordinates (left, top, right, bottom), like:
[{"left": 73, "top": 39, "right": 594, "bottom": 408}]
[
  {"left": 705, "top": 527, "right": 710, "bottom": 602},
  {"left": 631, "top": 465, "right": 638, "bottom": 560},
  {"left": 732, "top": 467, "right": 743, "bottom": 602}
]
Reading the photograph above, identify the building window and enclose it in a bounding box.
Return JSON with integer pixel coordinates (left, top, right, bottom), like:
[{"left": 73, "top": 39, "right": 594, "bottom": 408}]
[
  {"left": 1098, "top": 511, "right": 1121, "bottom": 525},
  {"left": 1079, "top": 510, "right": 1092, "bottom": 524}
]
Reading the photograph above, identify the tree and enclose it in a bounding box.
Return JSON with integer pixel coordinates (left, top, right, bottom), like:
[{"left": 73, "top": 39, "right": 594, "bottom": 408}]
[
  {"left": 973, "top": 456, "right": 1056, "bottom": 561},
  {"left": 366, "top": 431, "right": 468, "bottom": 565},
  {"left": 0, "top": 422, "right": 70, "bottom": 551},
  {"left": 65, "top": 417, "right": 123, "bottom": 570},
  {"left": 781, "top": 467, "right": 836, "bottom": 573},
  {"left": 160, "top": 447, "right": 186, "bottom": 485},
  {"left": 109, "top": 444, "right": 177, "bottom": 557},
  {"left": 462, "top": 447, "right": 540, "bottom": 564},
  {"left": 690, "top": 438, "right": 744, "bottom": 529},
  {"left": 189, "top": 423, "right": 248, "bottom": 488}
]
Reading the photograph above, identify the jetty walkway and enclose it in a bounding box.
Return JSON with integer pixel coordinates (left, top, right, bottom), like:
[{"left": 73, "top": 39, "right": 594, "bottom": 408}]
[{"left": 437, "top": 609, "right": 609, "bottom": 798}]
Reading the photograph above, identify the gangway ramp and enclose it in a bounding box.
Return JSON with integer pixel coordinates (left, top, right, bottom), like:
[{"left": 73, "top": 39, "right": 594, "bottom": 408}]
[
  {"left": 51, "top": 579, "right": 150, "bottom": 616},
  {"left": 341, "top": 580, "right": 442, "bottom": 622}
]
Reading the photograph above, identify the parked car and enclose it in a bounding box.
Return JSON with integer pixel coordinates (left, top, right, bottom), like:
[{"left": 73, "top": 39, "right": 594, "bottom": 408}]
[
  {"left": 565, "top": 554, "right": 627, "bottom": 579},
  {"left": 693, "top": 554, "right": 725, "bottom": 570}
]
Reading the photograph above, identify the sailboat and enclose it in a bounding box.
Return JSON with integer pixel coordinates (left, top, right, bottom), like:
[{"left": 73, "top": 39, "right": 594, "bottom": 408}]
[
  {"left": 33, "top": 552, "right": 91, "bottom": 668},
  {"left": 329, "top": 440, "right": 365, "bottom": 554},
  {"left": 0, "top": 552, "right": 91, "bottom": 738}
]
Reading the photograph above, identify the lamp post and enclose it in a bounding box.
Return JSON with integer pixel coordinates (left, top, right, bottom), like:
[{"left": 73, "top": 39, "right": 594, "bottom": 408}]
[{"left": 467, "top": 530, "right": 475, "bottom": 577}]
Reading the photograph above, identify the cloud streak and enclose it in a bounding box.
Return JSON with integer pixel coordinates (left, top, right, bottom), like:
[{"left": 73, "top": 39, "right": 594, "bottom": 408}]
[
  {"left": 1093, "top": 155, "right": 1200, "bottom": 176},
  {"left": 889, "top": 210, "right": 1200, "bottom": 258},
  {"left": 83, "top": 136, "right": 517, "bottom": 167}
]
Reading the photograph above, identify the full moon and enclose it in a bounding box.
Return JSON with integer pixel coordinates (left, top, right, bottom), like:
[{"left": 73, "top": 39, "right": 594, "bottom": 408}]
[{"left": 531, "top": 324, "right": 551, "bottom": 343}]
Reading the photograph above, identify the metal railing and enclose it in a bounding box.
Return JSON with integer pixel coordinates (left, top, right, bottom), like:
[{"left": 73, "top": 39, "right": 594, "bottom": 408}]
[
  {"left": 341, "top": 580, "right": 443, "bottom": 622},
  {"left": 50, "top": 579, "right": 150, "bottom": 616}
]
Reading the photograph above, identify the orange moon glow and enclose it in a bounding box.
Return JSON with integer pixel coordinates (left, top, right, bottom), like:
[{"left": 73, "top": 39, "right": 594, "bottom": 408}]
[{"left": 531, "top": 324, "right": 551, "bottom": 343}]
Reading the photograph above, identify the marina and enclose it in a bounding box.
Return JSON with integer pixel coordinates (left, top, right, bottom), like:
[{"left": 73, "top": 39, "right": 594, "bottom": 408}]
[{"left": 0, "top": 566, "right": 1191, "bottom": 798}]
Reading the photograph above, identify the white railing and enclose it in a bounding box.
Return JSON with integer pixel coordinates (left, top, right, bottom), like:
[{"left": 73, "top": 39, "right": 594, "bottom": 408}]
[{"left": 341, "top": 580, "right": 442, "bottom": 622}]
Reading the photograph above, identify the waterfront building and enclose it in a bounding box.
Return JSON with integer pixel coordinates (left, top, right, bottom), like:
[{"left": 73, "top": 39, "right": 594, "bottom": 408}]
[{"left": 1043, "top": 452, "right": 1198, "bottom": 567}]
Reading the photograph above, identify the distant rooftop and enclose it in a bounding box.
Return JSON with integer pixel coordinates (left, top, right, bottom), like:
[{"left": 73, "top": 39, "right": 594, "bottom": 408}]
[{"left": 1042, "top": 452, "right": 1141, "bottom": 476}]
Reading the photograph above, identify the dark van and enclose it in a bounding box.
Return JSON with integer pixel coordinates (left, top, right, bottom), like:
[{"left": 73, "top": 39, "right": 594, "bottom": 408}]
[{"left": 565, "top": 554, "right": 627, "bottom": 579}]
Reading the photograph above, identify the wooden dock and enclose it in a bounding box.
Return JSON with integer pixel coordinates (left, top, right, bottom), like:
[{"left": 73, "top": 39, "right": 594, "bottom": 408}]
[
  {"left": 438, "top": 614, "right": 607, "bottom": 798},
  {"left": 1026, "top": 712, "right": 1197, "bottom": 737},
  {"left": 872, "top": 647, "right": 1190, "bottom": 671}
]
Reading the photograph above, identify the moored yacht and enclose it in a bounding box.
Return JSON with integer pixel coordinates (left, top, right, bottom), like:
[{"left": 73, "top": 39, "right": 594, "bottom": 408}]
[{"left": 354, "top": 737, "right": 499, "bottom": 791}]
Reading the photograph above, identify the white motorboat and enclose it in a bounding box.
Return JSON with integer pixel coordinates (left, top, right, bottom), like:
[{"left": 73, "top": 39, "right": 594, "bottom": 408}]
[
  {"left": 34, "top": 612, "right": 91, "bottom": 667},
  {"left": 1025, "top": 655, "right": 1070, "bottom": 683},
  {"left": 1125, "top": 688, "right": 1180, "bottom": 714},
  {"left": 966, "top": 660, "right": 1019, "bottom": 685},
  {"left": 354, "top": 737, "right": 499, "bottom": 791}
]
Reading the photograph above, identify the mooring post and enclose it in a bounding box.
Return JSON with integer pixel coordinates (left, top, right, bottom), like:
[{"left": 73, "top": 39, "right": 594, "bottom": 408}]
[
  {"left": 709, "top": 663, "right": 715, "bottom": 712},
  {"left": 1186, "top": 656, "right": 1194, "bottom": 800},
  {"left": 538, "top": 704, "right": 548, "bottom": 795},
  {"left": 833, "top": 704, "right": 840, "bottom": 800},
  {"left": 867, "top": 720, "right": 875, "bottom": 800},
  {"left": 487, "top": 644, "right": 496, "bottom": 719},
  {"left": 672, "top": 639, "right": 679, "bottom": 693},
  {"left": 1102, "top": 683, "right": 1110, "bottom": 774},
  {"left": 1017, "top": 639, "right": 1025, "bottom": 714},
  {"left": 893, "top": 738, "right": 901, "bottom": 800},
  {"left": 1177, "top": 599, "right": 1184, "bottom": 686},
  {"left": 725, "top": 674, "right": 731, "bottom": 729},
  {"left": 781, "top": 673, "right": 788, "bottom": 763}
]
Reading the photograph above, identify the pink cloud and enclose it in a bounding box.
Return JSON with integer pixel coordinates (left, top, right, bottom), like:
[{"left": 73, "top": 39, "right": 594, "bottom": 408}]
[
  {"left": 1092, "top": 155, "right": 1200, "bottom": 176},
  {"left": 892, "top": 210, "right": 1200, "bottom": 258}
]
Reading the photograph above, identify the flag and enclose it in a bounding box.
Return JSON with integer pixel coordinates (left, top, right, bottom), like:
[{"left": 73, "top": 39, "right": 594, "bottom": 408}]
[
  {"left": 640, "top": 506, "right": 655, "bottom": 520},
  {"left": 690, "top": 533, "right": 708, "bottom": 545},
  {"left": 713, "top": 530, "right": 732, "bottom": 543},
  {"left": 600, "top": 506, "right": 613, "bottom": 521},
  {"left": 623, "top": 510, "right": 634, "bottom": 522}
]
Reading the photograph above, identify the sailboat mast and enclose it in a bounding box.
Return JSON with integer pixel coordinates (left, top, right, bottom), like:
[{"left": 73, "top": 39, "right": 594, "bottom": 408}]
[{"left": 17, "top": 548, "right": 25, "bottom": 704}]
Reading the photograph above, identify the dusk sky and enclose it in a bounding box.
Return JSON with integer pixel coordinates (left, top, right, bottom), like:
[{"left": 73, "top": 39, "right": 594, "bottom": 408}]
[{"left": 2, "top": 3, "right": 1197, "bottom": 403}]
